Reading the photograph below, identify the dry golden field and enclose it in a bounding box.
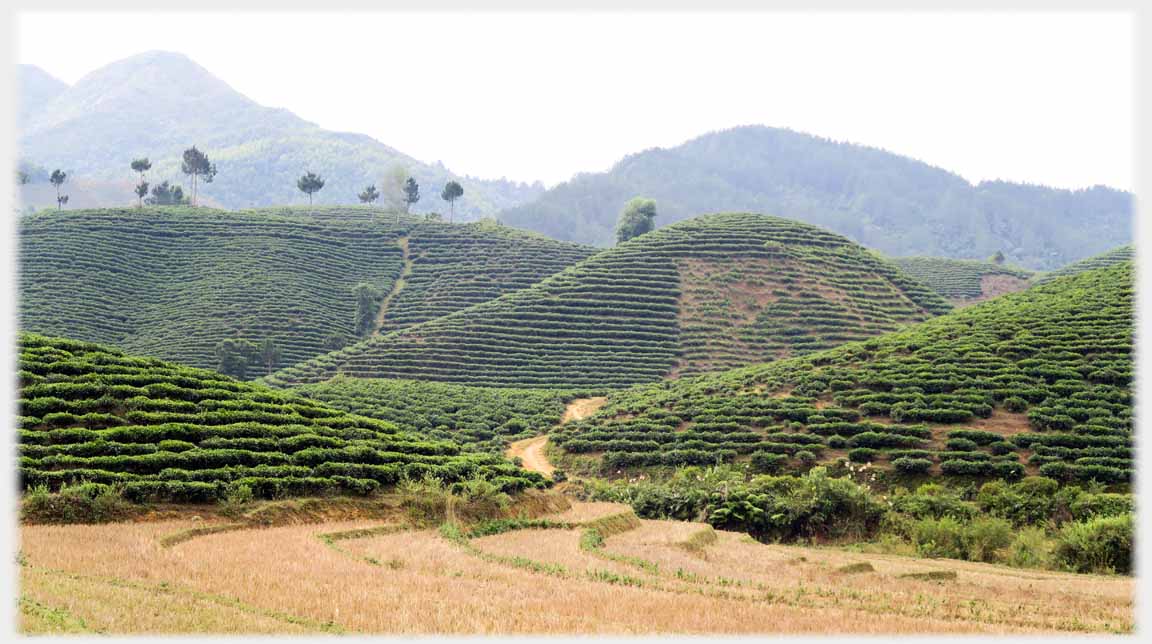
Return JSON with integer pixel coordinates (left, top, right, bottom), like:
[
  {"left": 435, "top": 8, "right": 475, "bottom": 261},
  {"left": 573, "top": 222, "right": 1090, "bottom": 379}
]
[{"left": 17, "top": 501, "right": 1133, "bottom": 635}]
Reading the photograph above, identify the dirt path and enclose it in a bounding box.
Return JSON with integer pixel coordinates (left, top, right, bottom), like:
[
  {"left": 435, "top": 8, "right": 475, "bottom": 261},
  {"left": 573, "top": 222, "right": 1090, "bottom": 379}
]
[
  {"left": 507, "top": 398, "right": 608, "bottom": 477},
  {"left": 507, "top": 435, "right": 554, "bottom": 477},
  {"left": 372, "top": 237, "right": 413, "bottom": 335},
  {"left": 560, "top": 397, "right": 607, "bottom": 424}
]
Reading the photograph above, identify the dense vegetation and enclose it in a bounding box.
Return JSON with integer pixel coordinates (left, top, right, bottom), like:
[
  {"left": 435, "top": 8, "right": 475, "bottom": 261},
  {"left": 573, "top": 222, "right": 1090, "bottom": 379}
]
[
  {"left": 552, "top": 262, "right": 1132, "bottom": 486},
  {"left": 20, "top": 207, "right": 590, "bottom": 376},
  {"left": 17, "top": 53, "right": 542, "bottom": 216},
  {"left": 892, "top": 256, "right": 1033, "bottom": 303},
  {"left": 295, "top": 377, "right": 584, "bottom": 454},
  {"left": 266, "top": 213, "right": 950, "bottom": 389},
  {"left": 1033, "top": 245, "right": 1133, "bottom": 286},
  {"left": 583, "top": 466, "right": 1131, "bottom": 574},
  {"left": 499, "top": 125, "right": 1132, "bottom": 270},
  {"left": 17, "top": 334, "right": 546, "bottom": 502}
]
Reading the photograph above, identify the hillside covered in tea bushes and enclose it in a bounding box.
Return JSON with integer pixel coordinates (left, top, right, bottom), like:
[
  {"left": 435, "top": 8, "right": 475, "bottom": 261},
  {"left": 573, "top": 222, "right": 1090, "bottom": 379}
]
[
  {"left": 17, "top": 334, "right": 545, "bottom": 501},
  {"left": 20, "top": 207, "right": 591, "bottom": 376},
  {"left": 892, "top": 257, "right": 1034, "bottom": 304},
  {"left": 552, "top": 262, "right": 1133, "bottom": 485},
  {"left": 294, "top": 377, "right": 585, "bottom": 454},
  {"left": 265, "top": 213, "right": 951, "bottom": 389},
  {"left": 1033, "top": 245, "right": 1133, "bottom": 286}
]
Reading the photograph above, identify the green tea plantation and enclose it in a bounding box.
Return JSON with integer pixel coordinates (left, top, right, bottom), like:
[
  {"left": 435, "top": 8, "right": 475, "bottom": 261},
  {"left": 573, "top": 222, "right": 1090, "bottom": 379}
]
[
  {"left": 551, "top": 262, "right": 1132, "bottom": 485},
  {"left": 1033, "top": 245, "right": 1133, "bottom": 286},
  {"left": 20, "top": 207, "right": 592, "bottom": 376},
  {"left": 17, "top": 333, "right": 545, "bottom": 501},
  {"left": 892, "top": 256, "right": 1034, "bottom": 304},
  {"left": 294, "top": 376, "right": 589, "bottom": 454},
  {"left": 266, "top": 213, "right": 951, "bottom": 389}
]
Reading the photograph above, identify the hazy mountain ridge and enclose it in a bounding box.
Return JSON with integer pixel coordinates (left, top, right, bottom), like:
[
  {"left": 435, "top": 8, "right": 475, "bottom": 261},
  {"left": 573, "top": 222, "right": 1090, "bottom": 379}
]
[
  {"left": 498, "top": 126, "right": 1133, "bottom": 270},
  {"left": 18, "top": 51, "right": 536, "bottom": 216}
]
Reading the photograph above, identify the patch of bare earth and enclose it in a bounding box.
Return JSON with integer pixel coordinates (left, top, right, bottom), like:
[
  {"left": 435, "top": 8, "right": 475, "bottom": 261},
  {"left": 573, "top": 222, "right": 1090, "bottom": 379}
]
[
  {"left": 952, "top": 275, "right": 1032, "bottom": 307},
  {"left": 506, "top": 435, "right": 554, "bottom": 477},
  {"left": 562, "top": 397, "right": 607, "bottom": 423}
]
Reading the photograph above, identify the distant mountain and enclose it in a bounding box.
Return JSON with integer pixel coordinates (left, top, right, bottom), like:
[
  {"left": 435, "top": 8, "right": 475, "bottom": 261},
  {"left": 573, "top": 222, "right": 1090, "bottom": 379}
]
[
  {"left": 498, "top": 126, "right": 1133, "bottom": 270},
  {"left": 18, "top": 51, "right": 542, "bottom": 216},
  {"left": 17, "top": 65, "right": 67, "bottom": 124}
]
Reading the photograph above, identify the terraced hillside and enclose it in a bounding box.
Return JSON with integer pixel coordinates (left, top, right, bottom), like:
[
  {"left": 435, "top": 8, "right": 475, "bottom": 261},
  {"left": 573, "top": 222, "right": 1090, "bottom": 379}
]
[
  {"left": 266, "top": 213, "right": 950, "bottom": 389},
  {"left": 294, "top": 377, "right": 582, "bottom": 454},
  {"left": 892, "top": 257, "right": 1034, "bottom": 305},
  {"left": 1033, "top": 245, "right": 1133, "bottom": 286},
  {"left": 552, "top": 262, "right": 1133, "bottom": 485},
  {"left": 20, "top": 207, "right": 592, "bottom": 375},
  {"left": 17, "top": 333, "right": 544, "bottom": 501}
]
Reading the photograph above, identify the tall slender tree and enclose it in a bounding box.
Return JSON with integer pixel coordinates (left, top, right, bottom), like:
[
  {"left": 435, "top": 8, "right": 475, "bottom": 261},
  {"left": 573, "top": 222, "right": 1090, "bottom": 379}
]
[
  {"left": 297, "top": 172, "right": 326, "bottom": 209},
  {"left": 49, "top": 169, "right": 68, "bottom": 211},
  {"left": 130, "top": 158, "right": 152, "bottom": 207},
  {"left": 260, "top": 338, "right": 282, "bottom": 375},
  {"left": 441, "top": 181, "right": 463, "bottom": 223},
  {"left": 135, "top": 181, "right": 151, "bottom": 206},
  {"left": 404, "top": 177, "right": 421, "bottom": 213},
  {"left": 180, "top": 146, "right": 217, "bottom": 206}
]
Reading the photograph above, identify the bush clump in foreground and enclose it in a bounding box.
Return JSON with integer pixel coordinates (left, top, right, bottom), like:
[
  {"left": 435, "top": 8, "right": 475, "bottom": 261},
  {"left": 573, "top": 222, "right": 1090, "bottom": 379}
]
[
  {"left": 21, "top": 483, "right": 137, "bottom": 524},
  {"left": 1054, "top": 514, "right": 1133, "bottom": 574},
  {"left": 585, "top": 469, "right": 1133, "bottom": 575}
]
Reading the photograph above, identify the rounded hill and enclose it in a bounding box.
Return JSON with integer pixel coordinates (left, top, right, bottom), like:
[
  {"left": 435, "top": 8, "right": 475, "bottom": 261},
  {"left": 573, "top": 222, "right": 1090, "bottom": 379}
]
[
  {"left": 266, "top": 212, "right": 951, "bottom": 389},
  {"left": 892, "top": 256, "right": 1034, "bottom": 305},
  {"left": 17, "top": 333, "right": 545, "bottom": 502},
  {"left": 19, "top": 206, "right": 592, "bottom": 376},
  {"left": 551, "top": 262, "right": 1132, "bottom": 485},
  {"left": 1033, "top": 245, "right": 1133, "bottom": 286}
]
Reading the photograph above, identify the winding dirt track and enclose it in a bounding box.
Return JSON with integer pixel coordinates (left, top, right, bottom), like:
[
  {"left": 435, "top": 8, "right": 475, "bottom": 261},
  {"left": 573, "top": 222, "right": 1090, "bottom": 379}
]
[
  {"left": 507, "top": 397, "right": 607, "bottom": 477},
  {"left": 507, "top": 435, "right": 554, "bottom": 477}
]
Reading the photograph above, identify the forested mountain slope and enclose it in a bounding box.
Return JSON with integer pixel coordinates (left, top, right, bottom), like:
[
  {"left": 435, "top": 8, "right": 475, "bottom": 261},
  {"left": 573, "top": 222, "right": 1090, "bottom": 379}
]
[
  {"left": 20, "top": 207, "right": 591, "bottom": 375},
  {"left": 499, "top": 125, "right": 1132, "bottom": 270},
  {"left": 16, "top": 333, "right": 545, "bottom": 501},
  {"left": 265, "top": 213, "right": 951, "bottom": 389},
  {"left": 552, "top": 262, "right": 1132, "bottom": 485}
]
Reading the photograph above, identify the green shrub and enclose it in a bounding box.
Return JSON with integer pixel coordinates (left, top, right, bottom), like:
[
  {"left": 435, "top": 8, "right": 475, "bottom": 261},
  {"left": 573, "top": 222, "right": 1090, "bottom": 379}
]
[
  {"left": 708, "top": 467, "right": 884, "bottom": 542},
  {"left": 910, "top": 516, "right": 966, "bottom": 559},
  {"left": 1069, "top": 493, "right": 1133, "bottom": 521},
  {"left": 21, "top": 482, "right": 136, "bottom": 524},
  {"left": 945, "top": 438, "right": 979, "bottom": 452},
  {"left": 892, "top": 483, "right": 976, "bottom": 520},
  {"left": 975, "top": 477, "right": 1061, "bottom": 526},
  {"left": 750, "top": 451, "right": 787, "bottom": 474},
  {"left": 1005, "top": 527, "right": 1054, "bottom": 569},
  {"left": 892, "top": 457, "right": 932, "bottom": 475},
  {"left": 963, "top": 517, "right": 1013, "bottom": 562},
  {"left": 1055, "top": 514, "right": 1132, "bottom": 574},
  {"left": 1003, "top": 397, "right": 1028, "bottom": 413},
  {"left": 908, "top": 515, "right": 1011, "bottom": 563}
]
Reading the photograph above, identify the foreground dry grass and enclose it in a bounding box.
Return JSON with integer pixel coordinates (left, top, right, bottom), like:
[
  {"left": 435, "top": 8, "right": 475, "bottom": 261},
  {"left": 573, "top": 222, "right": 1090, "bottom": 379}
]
[{"left": 18, "top": 503, "right": 1133, "bottom": 635}]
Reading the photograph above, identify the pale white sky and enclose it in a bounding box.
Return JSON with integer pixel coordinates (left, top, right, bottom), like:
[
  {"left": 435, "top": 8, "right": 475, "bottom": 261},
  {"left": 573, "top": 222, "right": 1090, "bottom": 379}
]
[{"left": 15, "top": 11, "right": 1136, "bottom": 189}]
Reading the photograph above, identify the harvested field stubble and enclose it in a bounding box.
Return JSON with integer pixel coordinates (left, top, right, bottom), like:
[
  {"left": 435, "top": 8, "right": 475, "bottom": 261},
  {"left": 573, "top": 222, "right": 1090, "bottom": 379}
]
[{"left": 18, "top": 502, "right": 1133, "bottom": 635}]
